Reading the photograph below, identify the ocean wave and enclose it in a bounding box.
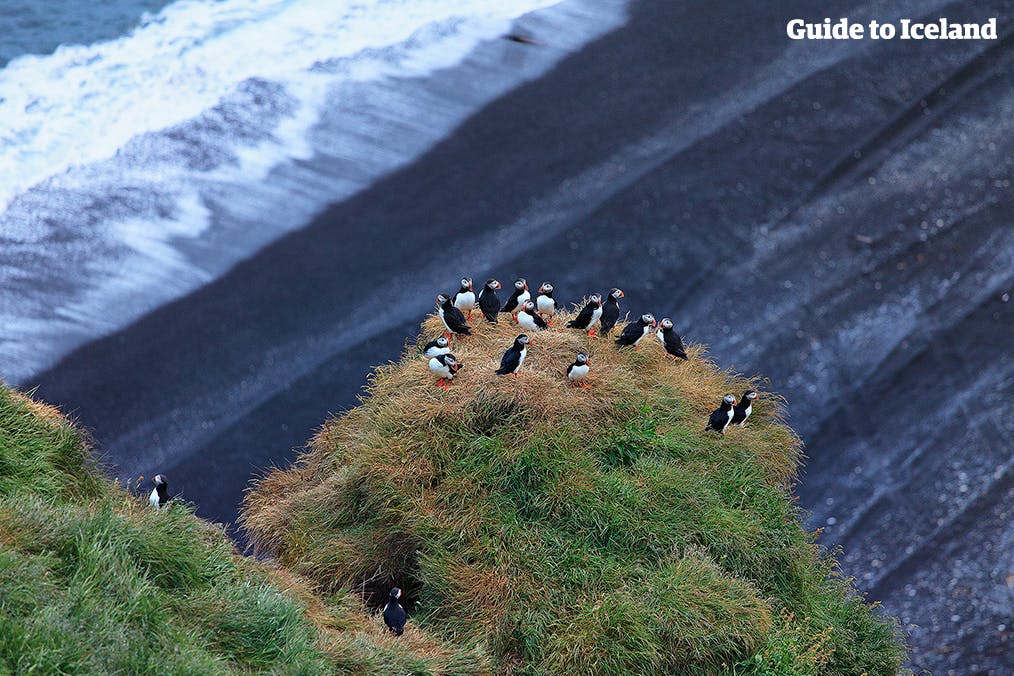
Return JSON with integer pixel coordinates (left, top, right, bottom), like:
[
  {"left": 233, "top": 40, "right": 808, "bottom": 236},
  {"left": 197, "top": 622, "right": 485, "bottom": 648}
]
[{"left": 0, "top": 0, "right": 627, "bottom": 382}]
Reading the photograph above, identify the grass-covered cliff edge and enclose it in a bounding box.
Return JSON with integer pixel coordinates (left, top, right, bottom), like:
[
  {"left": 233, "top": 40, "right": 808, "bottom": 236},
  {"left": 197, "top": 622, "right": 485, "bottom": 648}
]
[
  {"left": 0, "top": 311, "right": 905, "bottom": 674},
  {"left": 240, "top": 311, "right": 906, "bottom": 674},
  {"left": 0, "top": 386, "right": 485, "bottom": 674}
]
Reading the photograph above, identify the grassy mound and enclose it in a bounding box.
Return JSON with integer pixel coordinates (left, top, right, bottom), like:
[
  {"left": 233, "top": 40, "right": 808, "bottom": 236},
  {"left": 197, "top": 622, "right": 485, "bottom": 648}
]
[
  {"left": 0, "top": 386, "right": 488, "bottom": 674},
  {"left": 242, "top": 310, "right": 906, "bottom": 674}
]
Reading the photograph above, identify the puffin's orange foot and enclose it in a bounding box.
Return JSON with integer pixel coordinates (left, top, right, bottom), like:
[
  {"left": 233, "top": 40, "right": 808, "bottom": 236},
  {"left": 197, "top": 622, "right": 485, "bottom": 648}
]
[
  {"left": 581, "top": 381, "right": 591, "bottom": 388},
  {"left": 587, "top": 329, "right": 597, "bottom": 337},
  {"left": 443, "top": 332, "right": 452, "bottom": 339},
  {"left": 547, "top": 320, "right": 554, "bottom": 327},
  {"left": 511, "top": 372, "right": 522, "bottom": 378}
]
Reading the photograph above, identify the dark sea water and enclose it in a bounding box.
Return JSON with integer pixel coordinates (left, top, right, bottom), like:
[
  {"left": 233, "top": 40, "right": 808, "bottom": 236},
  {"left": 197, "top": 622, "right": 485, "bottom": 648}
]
[{"left": 0, "top": 0, "right": 171, "bottom": 66}]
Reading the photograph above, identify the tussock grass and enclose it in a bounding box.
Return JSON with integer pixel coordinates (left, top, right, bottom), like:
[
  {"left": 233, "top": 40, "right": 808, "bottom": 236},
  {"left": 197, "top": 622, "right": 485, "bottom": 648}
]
[
  {"left": 242, "top": 310, "right": 907, "bottom": 674},
  {"left": 0, "top": 386, "right": 488, "bottom": 675}
]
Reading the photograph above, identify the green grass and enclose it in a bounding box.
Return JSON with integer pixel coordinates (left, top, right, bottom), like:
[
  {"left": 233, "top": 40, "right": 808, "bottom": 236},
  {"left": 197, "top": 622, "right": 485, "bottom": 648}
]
[
  {"left": 0, "top": 387, "right": 489, "bottom": 675},
  {"left": 242, "top": 313, "right": 908, "bottom": 674}
]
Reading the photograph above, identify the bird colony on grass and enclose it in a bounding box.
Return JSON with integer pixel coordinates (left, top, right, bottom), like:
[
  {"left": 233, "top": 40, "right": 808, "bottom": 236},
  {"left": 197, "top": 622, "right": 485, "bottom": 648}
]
[{"left": 430, "top": 275, "right": 758, "bottom": 432}]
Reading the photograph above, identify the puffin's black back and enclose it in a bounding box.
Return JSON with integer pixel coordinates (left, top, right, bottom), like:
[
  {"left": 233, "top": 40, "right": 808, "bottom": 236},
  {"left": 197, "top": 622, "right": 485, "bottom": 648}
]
[
  {"left": 383, "top": 599, "right": 406, "bottom": 636},
  {"left": 567, "top": 300, "right": 596, "bottom": 328},
  {"left": 440, "top": 297, "right": 471, "bottom": 335},
  {"left": 661, "top": 326, "right": 688, "bottom": 359},
  {"left": 615, "top": 318, "right": 645, "bottom": 345},
  {"left": 600, "top": 295, "right": 620, "bottom": 335},
  {"left": 478, "top": 283, "right": 500, "bottom": 322},
  {"left": 496, "top": 341, "right": 523, "bottom": 375}
]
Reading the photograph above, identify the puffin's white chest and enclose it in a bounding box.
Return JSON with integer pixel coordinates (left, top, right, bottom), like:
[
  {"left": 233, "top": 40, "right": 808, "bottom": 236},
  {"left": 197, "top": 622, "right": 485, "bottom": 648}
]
[
  {"left": 517, "top": 311, "right": 540, "bottom": 332},
  {"left": 515, "top": 347, "right": 527, "bottom": 372},
  {"left": 454, "top": 291, "right": 476, "bottom": 311},
  {"left": 429, "top": 357, "right": 453, "bottom": 379},
  {"left": 536, "top": 295, "right": 555, "bottom": 315},
  {"left": 424, "top": 346, "right": 450, "bottom": 358},
  {"left": 739, "top": 404, "right": 752, "bottom": 425},
  {"left": 634, "top": 326, "right": 650, "bottom": 345},
  {"left": 656, "top": 328, "right": 666, "bottom": 347},
  {"left": 568, "top": 363, "right": 590, "bottom": 381},
  {"left": 590, "top": 306, "right": 603, "bottom": 326},
  {"left": 516, "top": 290, "right": 531, "bottom": 307},
  {"left": 149, "top": 487, "right": 161, "bottom": 509}
]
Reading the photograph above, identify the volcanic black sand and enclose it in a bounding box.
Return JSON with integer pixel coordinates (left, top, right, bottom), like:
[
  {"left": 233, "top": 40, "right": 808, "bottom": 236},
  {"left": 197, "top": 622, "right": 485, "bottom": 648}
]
[{"left": 30, "top": 0, "right": 1013, "bottom": 672}]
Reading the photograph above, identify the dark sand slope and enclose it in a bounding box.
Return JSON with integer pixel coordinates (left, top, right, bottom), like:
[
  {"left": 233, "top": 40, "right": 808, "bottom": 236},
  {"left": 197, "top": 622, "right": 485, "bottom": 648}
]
[{"left": 32, "top": 0, "right": 1013, "bottom": 672}]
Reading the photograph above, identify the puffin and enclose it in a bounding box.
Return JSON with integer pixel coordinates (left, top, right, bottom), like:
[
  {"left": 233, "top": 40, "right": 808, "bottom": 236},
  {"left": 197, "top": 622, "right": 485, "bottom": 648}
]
[
  {"left": 566, "top": 294, "right": 603, "bottom": 336},
  {"left": 149, "top": 474, "right": 170, "bottom": 510},
  {"left": 428, "top": 353, "right": 461, "bottom": 388},
  {"left": 517, "top": 300, "right": 548, "bottom": 333},
  {"left": 477, "top": 279, "right": 502, "bottom": 323},
  {"left": 615, "top": 313, "right": 656, "bottom": 348},
  {"left": 731, "top": 390, "right": 758, "bottom": 427},
  {"left": 566, "top": 352, "right": 591, "bottom": 387},
  {"left": 600, "top": 288, "right": 624, "bottom": 337},
  {"left": 451, "top": 277, "right": 476, "bottom": 319},
  {"left": 422, "top": 335, "right": 451, "bottom": 358},
  {"left": 383, "top": 587, "right": 407, "bottom": 636},
  {"left": 535, "top": 282, "right": 559, "bottom": 324},
  {"left": 656, "top": 318, "right": 689, "bottom": 360},
  {"left": 501, "top": 278, "right": 530, "bottom": 319},
  {"left": 495, "top": 334, "right": 530, "bottom": 376},
  {"left": 436, "top": 294, "right": 471, "bottom": 337},
  {"left": 705, "top": 394, "right": 737, "bottom": 433}
]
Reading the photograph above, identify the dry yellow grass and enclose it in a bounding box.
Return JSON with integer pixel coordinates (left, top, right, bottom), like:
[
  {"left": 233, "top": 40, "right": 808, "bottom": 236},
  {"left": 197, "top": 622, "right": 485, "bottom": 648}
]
[{"left": 240, "top": 307, "right": 904, "bottom": 674}]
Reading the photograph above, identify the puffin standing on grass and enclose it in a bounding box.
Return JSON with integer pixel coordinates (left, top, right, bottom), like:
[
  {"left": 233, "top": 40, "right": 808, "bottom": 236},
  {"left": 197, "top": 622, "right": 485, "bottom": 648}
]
[
  {"left": 383, "top": 587, "right": 407, "bottom": 636},
  {"left": 451, "top": 277, "right": 476, "bottom": 319},
  {"left": 615, "top": 313, "right": 656, "bottom": 348},
  {"left": 566, "top": 352, "right": 591, "bottom": 387},
  {"left": 535, "top": 282, "right": 559, "bottom": 325},
  {"left": 436, "top": 294, "right": 471, "bottom": 337},
  {"left": 656, "top": 318, "right": 689, "bottom": 360},
  {"left": 501, "top": 278, "right": 530, "bottom": 320},
  {"left": 731, "top": 390, "right": 758, "bottom": 427},
  {"left": 423, "top": 335, "right": 451, "bottom": 358},
  {"left": 149, "top": 474, "right": 170, "bottom": 510},
  {"left": 705, "top": 394, "right": 737, "bottom": 433},
  {"left": 517, "top": 300, "right": 548, "bottom": 334},
  {"left": 496, "top": 334, "right": 531, "bottom": 376},
  {"left": 477, "top": 279, "right": 502, "bottom": 323},
  {"left": 429, "top": 353, "right": 462, "bottom": 388},
  {"left": 567, "top": 294, "right": 603, "bottom": 336},
  {"left": 600, "top": 288, "right": 624, "bottom": 337}
]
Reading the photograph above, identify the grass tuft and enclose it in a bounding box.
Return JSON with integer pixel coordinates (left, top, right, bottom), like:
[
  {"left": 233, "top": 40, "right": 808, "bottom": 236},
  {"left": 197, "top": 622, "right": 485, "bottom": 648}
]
[
  {"left": 242, "top": 310, "right": 907, "bottom": 674},
  {"left": 0, "top": 385, "right": 488, "bottom": 674}
]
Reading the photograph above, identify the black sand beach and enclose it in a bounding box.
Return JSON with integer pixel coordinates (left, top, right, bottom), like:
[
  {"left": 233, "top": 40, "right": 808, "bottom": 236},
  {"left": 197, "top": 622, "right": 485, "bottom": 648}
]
[{"left": 30, "top": 0, "right": 1013, "bottom": 671}]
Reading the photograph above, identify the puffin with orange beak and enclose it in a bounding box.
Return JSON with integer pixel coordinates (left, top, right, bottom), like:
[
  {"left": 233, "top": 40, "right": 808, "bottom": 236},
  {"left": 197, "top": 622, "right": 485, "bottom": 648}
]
[
  {"left": 148, "top": 474, "right": 170, "bottom": 509},
  {"left": 429, "top": 353, "right": 462, "bottom": 388},
  {"left": 731, "top": 390, "right": 758, "bottom": 426},
  {"left": 656, "top": 318, "right": 689, "bottom": 360},
  {"left": 535, "top": 282, "right": 559, "bottom": 325},
  {"left": 436, "top": 294, "right": 471, "bottom": 337},
  {"left": 615, "top": 313, "right": 656, "bottom": 348},
  {"left": 451, "top": 277, "right": 476, "bottom": 319},
  {"left": 566, "top": 352, "right": 591, "bottom": 387},
  {"left": 567, "top": 293, "right": 603, "bottom": 336},
  {"left": 501, "top": 278, "right": 530, "bottom": 320},
  {"left": 477, "top": 279, "right": 502, "bottom": 323},
  {"left": 705, "top": 394, "right": 737, "bottom": 433},
  {"left": 496, "top": 334, "right": 530, "bottom": 377},
  {"left": 599, "top": 288, "right": 624, "bottom": 337}
]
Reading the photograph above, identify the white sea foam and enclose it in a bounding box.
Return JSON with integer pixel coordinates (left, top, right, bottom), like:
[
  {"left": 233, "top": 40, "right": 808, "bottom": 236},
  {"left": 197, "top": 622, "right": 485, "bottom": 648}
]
[{"left": 0, "top": 0, "right": 628, "bottom": 383}]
